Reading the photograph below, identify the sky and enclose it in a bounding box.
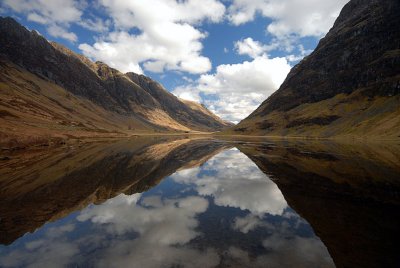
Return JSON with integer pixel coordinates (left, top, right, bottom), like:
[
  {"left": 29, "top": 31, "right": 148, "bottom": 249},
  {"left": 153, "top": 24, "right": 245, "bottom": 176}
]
[{"left": 0, "top": 0, "right": 349, "bottom": 123}]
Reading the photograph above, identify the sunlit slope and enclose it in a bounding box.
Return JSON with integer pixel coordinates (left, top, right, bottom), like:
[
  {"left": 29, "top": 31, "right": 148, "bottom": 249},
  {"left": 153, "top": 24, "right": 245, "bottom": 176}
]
[{"left": 0, "top": 17, "right": 231, "bottom": 145}]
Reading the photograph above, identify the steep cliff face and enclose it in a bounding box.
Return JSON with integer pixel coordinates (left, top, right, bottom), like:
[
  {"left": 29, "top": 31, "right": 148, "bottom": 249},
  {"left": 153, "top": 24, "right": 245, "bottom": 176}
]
[
  {"left": 231, "top": 0, "right": 400, "bottom": 138},
  {"left": 0, "top": 17, "right": 231, "bottom": 144}
]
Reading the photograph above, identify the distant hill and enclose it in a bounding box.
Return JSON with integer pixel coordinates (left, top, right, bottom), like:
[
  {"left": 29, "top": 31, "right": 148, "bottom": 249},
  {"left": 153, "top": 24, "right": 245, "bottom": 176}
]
[
  {"left": 229, "top": 0, "right": 400, "bottom": 139},
  {"left": 0, "top": 17, "right": 232, "bottom": 146}
]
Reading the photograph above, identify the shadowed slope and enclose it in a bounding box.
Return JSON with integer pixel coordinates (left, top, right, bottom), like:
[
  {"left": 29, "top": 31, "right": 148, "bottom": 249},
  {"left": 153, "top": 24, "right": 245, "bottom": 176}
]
[{"left": 230, "top": 0, "right": 400, "bottom": 138}]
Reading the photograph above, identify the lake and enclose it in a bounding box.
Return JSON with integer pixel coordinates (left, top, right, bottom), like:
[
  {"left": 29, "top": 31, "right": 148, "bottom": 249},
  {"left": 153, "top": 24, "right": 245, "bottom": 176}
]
[{"left": 0, "top": 137, "right": 399, "bottom": 267}]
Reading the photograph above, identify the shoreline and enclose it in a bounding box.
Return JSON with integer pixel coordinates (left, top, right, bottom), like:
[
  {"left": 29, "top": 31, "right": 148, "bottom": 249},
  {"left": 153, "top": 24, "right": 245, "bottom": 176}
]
[{"left": 1, "top": 131, "right": 398, "bottom": 153}]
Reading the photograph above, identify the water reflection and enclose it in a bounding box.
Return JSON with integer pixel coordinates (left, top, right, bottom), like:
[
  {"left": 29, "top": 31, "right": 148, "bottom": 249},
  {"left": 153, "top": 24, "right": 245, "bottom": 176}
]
[
  {"left": 0, "top": 137, "right": 399, "bottom": 267},
  {"left": 171, "top": 149, "right": 287, "bottom": 215},
  {"left": 0, "top": 137, "right": 229, "bottom": 245},
  {"left": 237, "top": 140, "right": 400, "bottom": 268}
]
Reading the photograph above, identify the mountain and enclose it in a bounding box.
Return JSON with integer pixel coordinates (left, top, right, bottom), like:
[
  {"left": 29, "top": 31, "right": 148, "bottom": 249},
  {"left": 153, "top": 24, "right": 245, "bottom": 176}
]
[
  {"left": 0, "top": 17, "right": 232, "bottom": 147},
  {"left": 230, "top": 0, "right": 400, "bottom": 139}
]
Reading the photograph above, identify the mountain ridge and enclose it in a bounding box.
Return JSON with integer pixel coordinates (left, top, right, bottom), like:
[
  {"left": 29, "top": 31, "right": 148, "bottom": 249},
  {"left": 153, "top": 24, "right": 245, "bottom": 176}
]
[
  {"left": 0, "top": 17, "right": 232, "bottom": 146},
  {"left": 229, "top": 0, "right": 400, "bottom": 139}
]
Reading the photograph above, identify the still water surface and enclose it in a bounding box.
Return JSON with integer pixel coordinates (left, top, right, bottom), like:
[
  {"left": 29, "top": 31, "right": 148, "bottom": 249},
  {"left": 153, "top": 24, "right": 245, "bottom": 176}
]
[{"left": 0, "top": 137, "right": 399, "bottom": 267}]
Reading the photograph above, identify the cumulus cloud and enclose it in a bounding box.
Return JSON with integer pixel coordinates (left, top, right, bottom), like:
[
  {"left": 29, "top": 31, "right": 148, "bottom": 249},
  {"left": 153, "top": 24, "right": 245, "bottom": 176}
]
[
  {"left": 172, "top": 85, "right": 202, "bottom": 102},
  {"left": 78, "top": 0, "right": 225, "bottom": 74},
  {"left": 2, "top": 0, "right": 82, "bottom": 42},
  {"left": 47, "top": 24, "right": 78, "bottom": 42},
  {"left": 1, "top": 0, "right": 111, "bottom": 42},
  {"left": 235, "top": 37, "right": 273, "bottom": 58},
  {"left": 3, "top": 0, "right": 82, "bottom": 24},
  {"left": 172, "top": 55, "right": 291, "bottom": 122},
  {"left": 228, "top": 0, "right": 349, "bottom": 52},
  {"left": 228, "top": 0, "right": 348, "bottom": 37},
  {"left": 78, "top": 17, "right": 111, "bottom": 33}
]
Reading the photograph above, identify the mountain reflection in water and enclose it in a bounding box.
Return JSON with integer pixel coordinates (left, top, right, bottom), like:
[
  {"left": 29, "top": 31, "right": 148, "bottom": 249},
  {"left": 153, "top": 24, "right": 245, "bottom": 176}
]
[{"left": 0, "top": 137, "right": 399, "bottom": 268}]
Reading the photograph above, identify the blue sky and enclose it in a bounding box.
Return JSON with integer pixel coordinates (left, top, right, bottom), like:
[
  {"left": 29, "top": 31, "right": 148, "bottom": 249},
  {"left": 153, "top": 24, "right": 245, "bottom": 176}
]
[{"left": 0, "top": 0, "right": 349, "bottom": 122}]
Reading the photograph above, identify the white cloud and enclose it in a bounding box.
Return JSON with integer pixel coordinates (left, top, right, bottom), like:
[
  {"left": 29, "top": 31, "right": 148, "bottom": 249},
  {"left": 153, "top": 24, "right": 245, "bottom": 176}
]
[
  {"left": 47, "top": 24, "right": 78, "bottom": 42},
  {"left": 172, "top": 55, "right": 291, "bottom": 122},
  {"left": 172, "top": 86, "right": 202, "bottom": 102},
  {"left": 78, "top": 0, "right": 226, "bottom": 74},
  {"left": 26, "top": 12, "right": 48, "bottom": 24},
  {"left": 228, "top": 0, "right": 348, "bottom": 37},
  {"left": 228, "top": 0, "right": 349, "bottom": 52},
  {"left": 2, "top": 0, "right": 111, "bottom": 42},
  {"left": 2, "top": 0, "right": 83, "bottom": 42},
  {"left": 78, "top": 17, "right": 111, "bottom": 33},
  {"left": 3, "top": 0, "right": 82, "bottom": 24},
  {"left": 235, "top": 37, "right": 273, "bottom": 58}
]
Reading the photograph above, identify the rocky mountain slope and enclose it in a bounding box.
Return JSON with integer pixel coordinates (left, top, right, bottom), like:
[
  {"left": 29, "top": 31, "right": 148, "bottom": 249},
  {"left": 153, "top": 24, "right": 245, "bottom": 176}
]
[
  {"left": 0, "top": 17, "right": 231, "bottom": 145},
  {"left": 230, "top": 0, "right": 400, "bottom": 138}
]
